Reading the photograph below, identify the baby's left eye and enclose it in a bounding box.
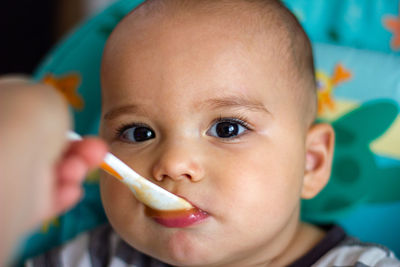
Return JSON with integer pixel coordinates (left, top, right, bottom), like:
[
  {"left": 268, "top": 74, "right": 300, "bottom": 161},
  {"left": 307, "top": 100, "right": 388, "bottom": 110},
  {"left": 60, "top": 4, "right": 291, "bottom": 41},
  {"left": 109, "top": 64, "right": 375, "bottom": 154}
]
[{"left": 206, "top": 118, "right": 249, "bottom": 139}]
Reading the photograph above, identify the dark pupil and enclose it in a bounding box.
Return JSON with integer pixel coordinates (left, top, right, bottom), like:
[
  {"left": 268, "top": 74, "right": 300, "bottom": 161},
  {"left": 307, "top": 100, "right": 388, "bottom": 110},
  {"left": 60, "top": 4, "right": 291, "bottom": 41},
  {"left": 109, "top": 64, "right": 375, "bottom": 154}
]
[
  {"left": 134, "top": 127, "right": 154, "bottom": 141},
  {"left": 216, "top": 122, "right": 238, "bottom": 138}
]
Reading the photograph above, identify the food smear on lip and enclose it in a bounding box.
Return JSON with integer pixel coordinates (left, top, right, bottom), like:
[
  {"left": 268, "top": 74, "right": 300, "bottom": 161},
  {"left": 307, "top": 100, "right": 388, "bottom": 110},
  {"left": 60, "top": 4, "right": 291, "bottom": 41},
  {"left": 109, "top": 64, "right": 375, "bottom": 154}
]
[
  {"left": 100, "top": 161, "right": 207, "bottom": 227},
  {"left": 145, "top": 206, "right": 209, "bottom": 228},
  {"left": 100, "top": 161, "right": 194, "bottom": 211}
]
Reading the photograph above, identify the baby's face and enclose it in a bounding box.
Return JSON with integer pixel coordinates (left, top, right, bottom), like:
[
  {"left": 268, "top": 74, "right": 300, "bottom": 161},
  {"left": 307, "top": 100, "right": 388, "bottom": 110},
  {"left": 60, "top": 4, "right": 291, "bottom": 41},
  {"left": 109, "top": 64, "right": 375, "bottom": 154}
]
[{"left": 100, "top": 10, "right": 309, "bottom": 266}]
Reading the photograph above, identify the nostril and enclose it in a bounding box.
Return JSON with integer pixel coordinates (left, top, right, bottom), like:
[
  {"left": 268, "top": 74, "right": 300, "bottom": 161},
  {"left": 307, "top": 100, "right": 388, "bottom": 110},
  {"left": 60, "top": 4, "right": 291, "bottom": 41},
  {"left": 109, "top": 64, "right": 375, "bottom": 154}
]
[
  {"left": 155, "top": 173, "right": 194, "bottom": 182},
  {"left": 181, "top": 173, "right": 192, "bottom": 180},
  {"left": 151, "top": 150, "right": 204, "bottom": 182}
]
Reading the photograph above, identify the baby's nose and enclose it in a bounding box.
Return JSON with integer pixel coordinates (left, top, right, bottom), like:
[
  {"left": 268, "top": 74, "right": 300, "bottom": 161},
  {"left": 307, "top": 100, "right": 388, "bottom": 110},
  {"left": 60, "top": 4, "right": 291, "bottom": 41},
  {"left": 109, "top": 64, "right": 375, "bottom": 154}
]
[{"left": 152, "top": 141, "right": 204, "bottom": 182}]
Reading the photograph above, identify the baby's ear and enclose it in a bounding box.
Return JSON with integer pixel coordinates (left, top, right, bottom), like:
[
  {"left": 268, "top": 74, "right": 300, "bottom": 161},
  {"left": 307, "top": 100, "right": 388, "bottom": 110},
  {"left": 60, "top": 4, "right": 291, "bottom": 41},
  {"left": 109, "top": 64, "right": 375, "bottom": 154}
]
[{"left": 301, "top": 123, "right": 335, "bottom": 199}]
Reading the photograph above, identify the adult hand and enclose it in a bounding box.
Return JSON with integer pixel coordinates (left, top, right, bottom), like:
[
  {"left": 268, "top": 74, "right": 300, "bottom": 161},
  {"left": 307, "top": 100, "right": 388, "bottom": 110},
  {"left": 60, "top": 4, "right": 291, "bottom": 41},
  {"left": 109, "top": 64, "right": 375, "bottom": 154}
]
[{"left": 0, "top": 76, "right": 107, "bottom": 264}]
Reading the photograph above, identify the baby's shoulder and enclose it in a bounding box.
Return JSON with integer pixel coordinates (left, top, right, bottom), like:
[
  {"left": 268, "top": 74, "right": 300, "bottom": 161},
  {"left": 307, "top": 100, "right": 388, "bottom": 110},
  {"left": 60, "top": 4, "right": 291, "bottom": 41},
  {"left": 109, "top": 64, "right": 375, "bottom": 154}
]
[
  {"left": 315, "top": 235, "right": 399, "bottom": 267},
  {"left": 290, "top": 225, "right": 399, "bottom": 267},
  {"left": 25, "top": 223, "right": 170, "bottom": 267}
]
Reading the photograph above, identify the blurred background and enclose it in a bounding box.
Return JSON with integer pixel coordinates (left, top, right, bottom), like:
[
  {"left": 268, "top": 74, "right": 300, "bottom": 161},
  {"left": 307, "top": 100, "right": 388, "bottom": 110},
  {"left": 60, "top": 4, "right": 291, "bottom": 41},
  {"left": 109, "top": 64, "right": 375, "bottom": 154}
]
[
  {"left": 0, "top": 0, "right": 117, "bottom": 75},
  {"left": 1, "top": 0, "right": 399, "bottom": 75}
]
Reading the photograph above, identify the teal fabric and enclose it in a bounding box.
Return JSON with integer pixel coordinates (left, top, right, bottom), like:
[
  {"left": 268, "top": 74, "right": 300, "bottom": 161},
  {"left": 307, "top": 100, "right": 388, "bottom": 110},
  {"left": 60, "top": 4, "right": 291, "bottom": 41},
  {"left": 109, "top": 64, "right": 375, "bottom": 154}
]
[
  {"left": 283, "top": 0, "right": 400, "bottom": 54},
  {"left": 301, "top": 43, "right": 400, "bottom": 255},
  {"left": 12, "top": 0, "right": 400, "bottom": 265}
]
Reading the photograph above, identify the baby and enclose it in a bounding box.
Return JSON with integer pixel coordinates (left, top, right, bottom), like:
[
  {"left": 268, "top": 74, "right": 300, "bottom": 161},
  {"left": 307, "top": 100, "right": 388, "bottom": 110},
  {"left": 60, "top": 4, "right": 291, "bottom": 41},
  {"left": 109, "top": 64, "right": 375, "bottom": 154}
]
[{"left": 27, "top": 0, "right": 399, "bottom": 266}]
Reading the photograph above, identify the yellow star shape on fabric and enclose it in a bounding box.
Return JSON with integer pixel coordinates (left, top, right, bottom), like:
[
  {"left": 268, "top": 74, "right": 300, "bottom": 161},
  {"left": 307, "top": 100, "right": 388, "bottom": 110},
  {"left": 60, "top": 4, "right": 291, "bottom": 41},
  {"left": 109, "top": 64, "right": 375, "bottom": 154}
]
[
  {"left": 41, "top": 217, "right": 60, "bottom": 233},
  {"left": 42, "top": 73, "right": 84, "bottom": 110},
  {"left": 384, "top": 11, "right": 400, "bottom": 50},
  {"left": 316, "top": 64, "right": 352, "bottom": 115}
]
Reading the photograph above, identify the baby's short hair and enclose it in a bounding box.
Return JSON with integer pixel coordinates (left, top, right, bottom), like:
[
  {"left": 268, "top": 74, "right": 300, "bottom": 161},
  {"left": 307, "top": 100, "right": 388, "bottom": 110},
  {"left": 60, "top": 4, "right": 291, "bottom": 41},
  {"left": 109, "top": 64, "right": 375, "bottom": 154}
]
[{"left": 128, "top": 0, "right": 317, "bottom": 123}]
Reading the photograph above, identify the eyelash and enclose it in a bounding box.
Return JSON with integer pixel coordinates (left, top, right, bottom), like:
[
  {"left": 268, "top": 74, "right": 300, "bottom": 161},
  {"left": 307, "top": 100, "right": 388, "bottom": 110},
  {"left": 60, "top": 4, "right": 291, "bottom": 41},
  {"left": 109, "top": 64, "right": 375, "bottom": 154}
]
[
  {"left": 115, "top": 122, "right": 149, "bottom": 138},
  {"left": 113, "top": 115, "right": 253, "bottom": 141},
  {"left": 212, "top": 115, "right": 252, "bottom": 131}
]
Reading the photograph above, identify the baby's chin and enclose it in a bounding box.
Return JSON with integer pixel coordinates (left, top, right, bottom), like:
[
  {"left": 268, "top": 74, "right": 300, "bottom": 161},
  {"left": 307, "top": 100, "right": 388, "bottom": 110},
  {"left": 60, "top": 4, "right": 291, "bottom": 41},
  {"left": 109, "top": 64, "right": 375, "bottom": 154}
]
[
  {"left": 119, "top": 228, "right": 217, "bottom": 266},
  {"left": 112, "top": 215, "right": 229, "bottom": 266}
]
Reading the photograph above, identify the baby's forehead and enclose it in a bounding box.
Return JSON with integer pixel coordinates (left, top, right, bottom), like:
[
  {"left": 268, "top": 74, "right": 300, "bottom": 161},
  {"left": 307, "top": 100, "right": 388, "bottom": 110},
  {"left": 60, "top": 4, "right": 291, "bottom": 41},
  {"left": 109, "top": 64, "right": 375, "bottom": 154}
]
[
  {"left": 116, "top": 0, "right": 296, "bottom": 67},
  {"left": 108, "top": 4, "right": 295, "bottom": 86},
  {"left": 104, "top": 0, "right": 316, "bottom": 124},
  {"left": 125, "top": 0, "right": 289, "bottom": 39}
]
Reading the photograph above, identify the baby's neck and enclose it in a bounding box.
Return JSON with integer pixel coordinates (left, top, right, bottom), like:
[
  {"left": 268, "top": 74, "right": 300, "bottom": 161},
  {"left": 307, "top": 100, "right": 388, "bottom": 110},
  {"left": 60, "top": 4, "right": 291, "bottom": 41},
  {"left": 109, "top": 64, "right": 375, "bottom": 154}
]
[{"left": 269, "top": 222, "right": 326, "bottom": 267}]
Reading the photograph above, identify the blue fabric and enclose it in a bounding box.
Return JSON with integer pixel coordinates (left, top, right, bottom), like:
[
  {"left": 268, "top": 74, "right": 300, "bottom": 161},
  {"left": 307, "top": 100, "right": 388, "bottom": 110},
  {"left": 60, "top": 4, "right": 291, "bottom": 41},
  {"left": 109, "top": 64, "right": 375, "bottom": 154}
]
[{"left": 313, "top": 43, "right": 400, "bottom": 104}]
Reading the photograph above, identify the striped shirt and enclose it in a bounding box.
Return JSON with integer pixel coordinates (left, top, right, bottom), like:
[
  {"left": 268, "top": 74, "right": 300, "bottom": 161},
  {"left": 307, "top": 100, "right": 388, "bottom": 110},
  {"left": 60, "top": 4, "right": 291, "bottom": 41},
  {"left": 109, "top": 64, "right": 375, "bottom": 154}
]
[{"left": 26, "top": 224, "right": 400, "bottom": 267}]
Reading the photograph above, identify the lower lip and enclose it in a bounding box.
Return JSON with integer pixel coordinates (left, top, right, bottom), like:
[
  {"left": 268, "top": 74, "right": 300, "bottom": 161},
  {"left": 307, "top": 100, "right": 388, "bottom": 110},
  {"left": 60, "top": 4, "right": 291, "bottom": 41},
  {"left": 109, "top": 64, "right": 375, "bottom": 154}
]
[{"left": 146, "top": 207, "right": 209, "bottom": 228}]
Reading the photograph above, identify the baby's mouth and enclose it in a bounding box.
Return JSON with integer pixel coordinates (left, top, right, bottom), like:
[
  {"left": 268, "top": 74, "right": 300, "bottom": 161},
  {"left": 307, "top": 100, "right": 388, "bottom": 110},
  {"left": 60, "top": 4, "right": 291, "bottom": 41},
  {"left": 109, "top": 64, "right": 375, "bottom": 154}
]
[{"left": 145, "top": 200, "right": 209, "bottom": 228}]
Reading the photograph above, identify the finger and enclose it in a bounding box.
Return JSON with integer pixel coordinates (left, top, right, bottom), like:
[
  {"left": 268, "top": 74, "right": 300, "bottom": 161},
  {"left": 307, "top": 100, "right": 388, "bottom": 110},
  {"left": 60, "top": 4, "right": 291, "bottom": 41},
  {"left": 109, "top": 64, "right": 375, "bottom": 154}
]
[
  {"left": 54, "top": 182, "right": 83, "bottom": 214},
  {"left": 57, "top": 154, "right": 88, "bottom": 184},
  {"left": 53, "top": 138, "right": 107, "bottom": 212},
  {"left": 0, "top": 75, "right": 31, "bottom": 86},
  {"left": 54, "top": 155, "right": 87, "bottom": 213},
  {"left": 64, "top": 138, "right": 108, "bottom": 168}
]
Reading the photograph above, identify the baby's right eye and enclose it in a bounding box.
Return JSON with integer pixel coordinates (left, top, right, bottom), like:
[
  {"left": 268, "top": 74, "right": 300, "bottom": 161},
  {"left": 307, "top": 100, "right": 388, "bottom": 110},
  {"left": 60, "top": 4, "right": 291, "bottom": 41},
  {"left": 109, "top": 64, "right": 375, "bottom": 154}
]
[{"left": 117, "top": 124, "right": 155, "bottom": 143}]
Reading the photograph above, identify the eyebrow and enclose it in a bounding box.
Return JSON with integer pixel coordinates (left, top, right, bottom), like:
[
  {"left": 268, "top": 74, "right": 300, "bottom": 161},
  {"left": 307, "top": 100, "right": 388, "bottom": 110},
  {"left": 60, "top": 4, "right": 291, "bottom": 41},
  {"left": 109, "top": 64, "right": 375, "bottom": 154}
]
[
  {"left": 198, "top": 95, "right": 271, "bottom": 114},
  {"left": 103, "top": 95, "right": 270, "bottom": 121},
  {"left": 103, "top": 104, "right": 143, "bottom": 121}
]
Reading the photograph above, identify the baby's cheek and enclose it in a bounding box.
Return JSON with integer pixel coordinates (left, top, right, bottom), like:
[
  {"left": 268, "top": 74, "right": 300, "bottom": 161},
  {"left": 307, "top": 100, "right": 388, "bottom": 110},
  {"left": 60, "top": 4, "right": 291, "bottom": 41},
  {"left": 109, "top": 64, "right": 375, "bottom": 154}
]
[
  {"left": 100, "top": 175, "right": 137, "bottom": 223},
  {"left": 100, "top": 176, "right": 119, "bottom": 219},
  {"left": 100, "top": 175, "right": 151, "bottom": 244},
  {"left": 222, "top": 152, "right": 301, "bottom": 217}
]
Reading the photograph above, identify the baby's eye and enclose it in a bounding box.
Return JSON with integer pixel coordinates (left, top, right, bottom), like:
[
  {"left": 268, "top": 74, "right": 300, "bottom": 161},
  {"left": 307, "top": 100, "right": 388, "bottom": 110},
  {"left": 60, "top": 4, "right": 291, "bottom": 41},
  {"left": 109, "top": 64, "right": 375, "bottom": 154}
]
[
  {"left": 117, "top": 124, "right": 155, "bottom": 143},
  {"left": 207, "top": 118, "right": 249, "bottom": 139}
]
